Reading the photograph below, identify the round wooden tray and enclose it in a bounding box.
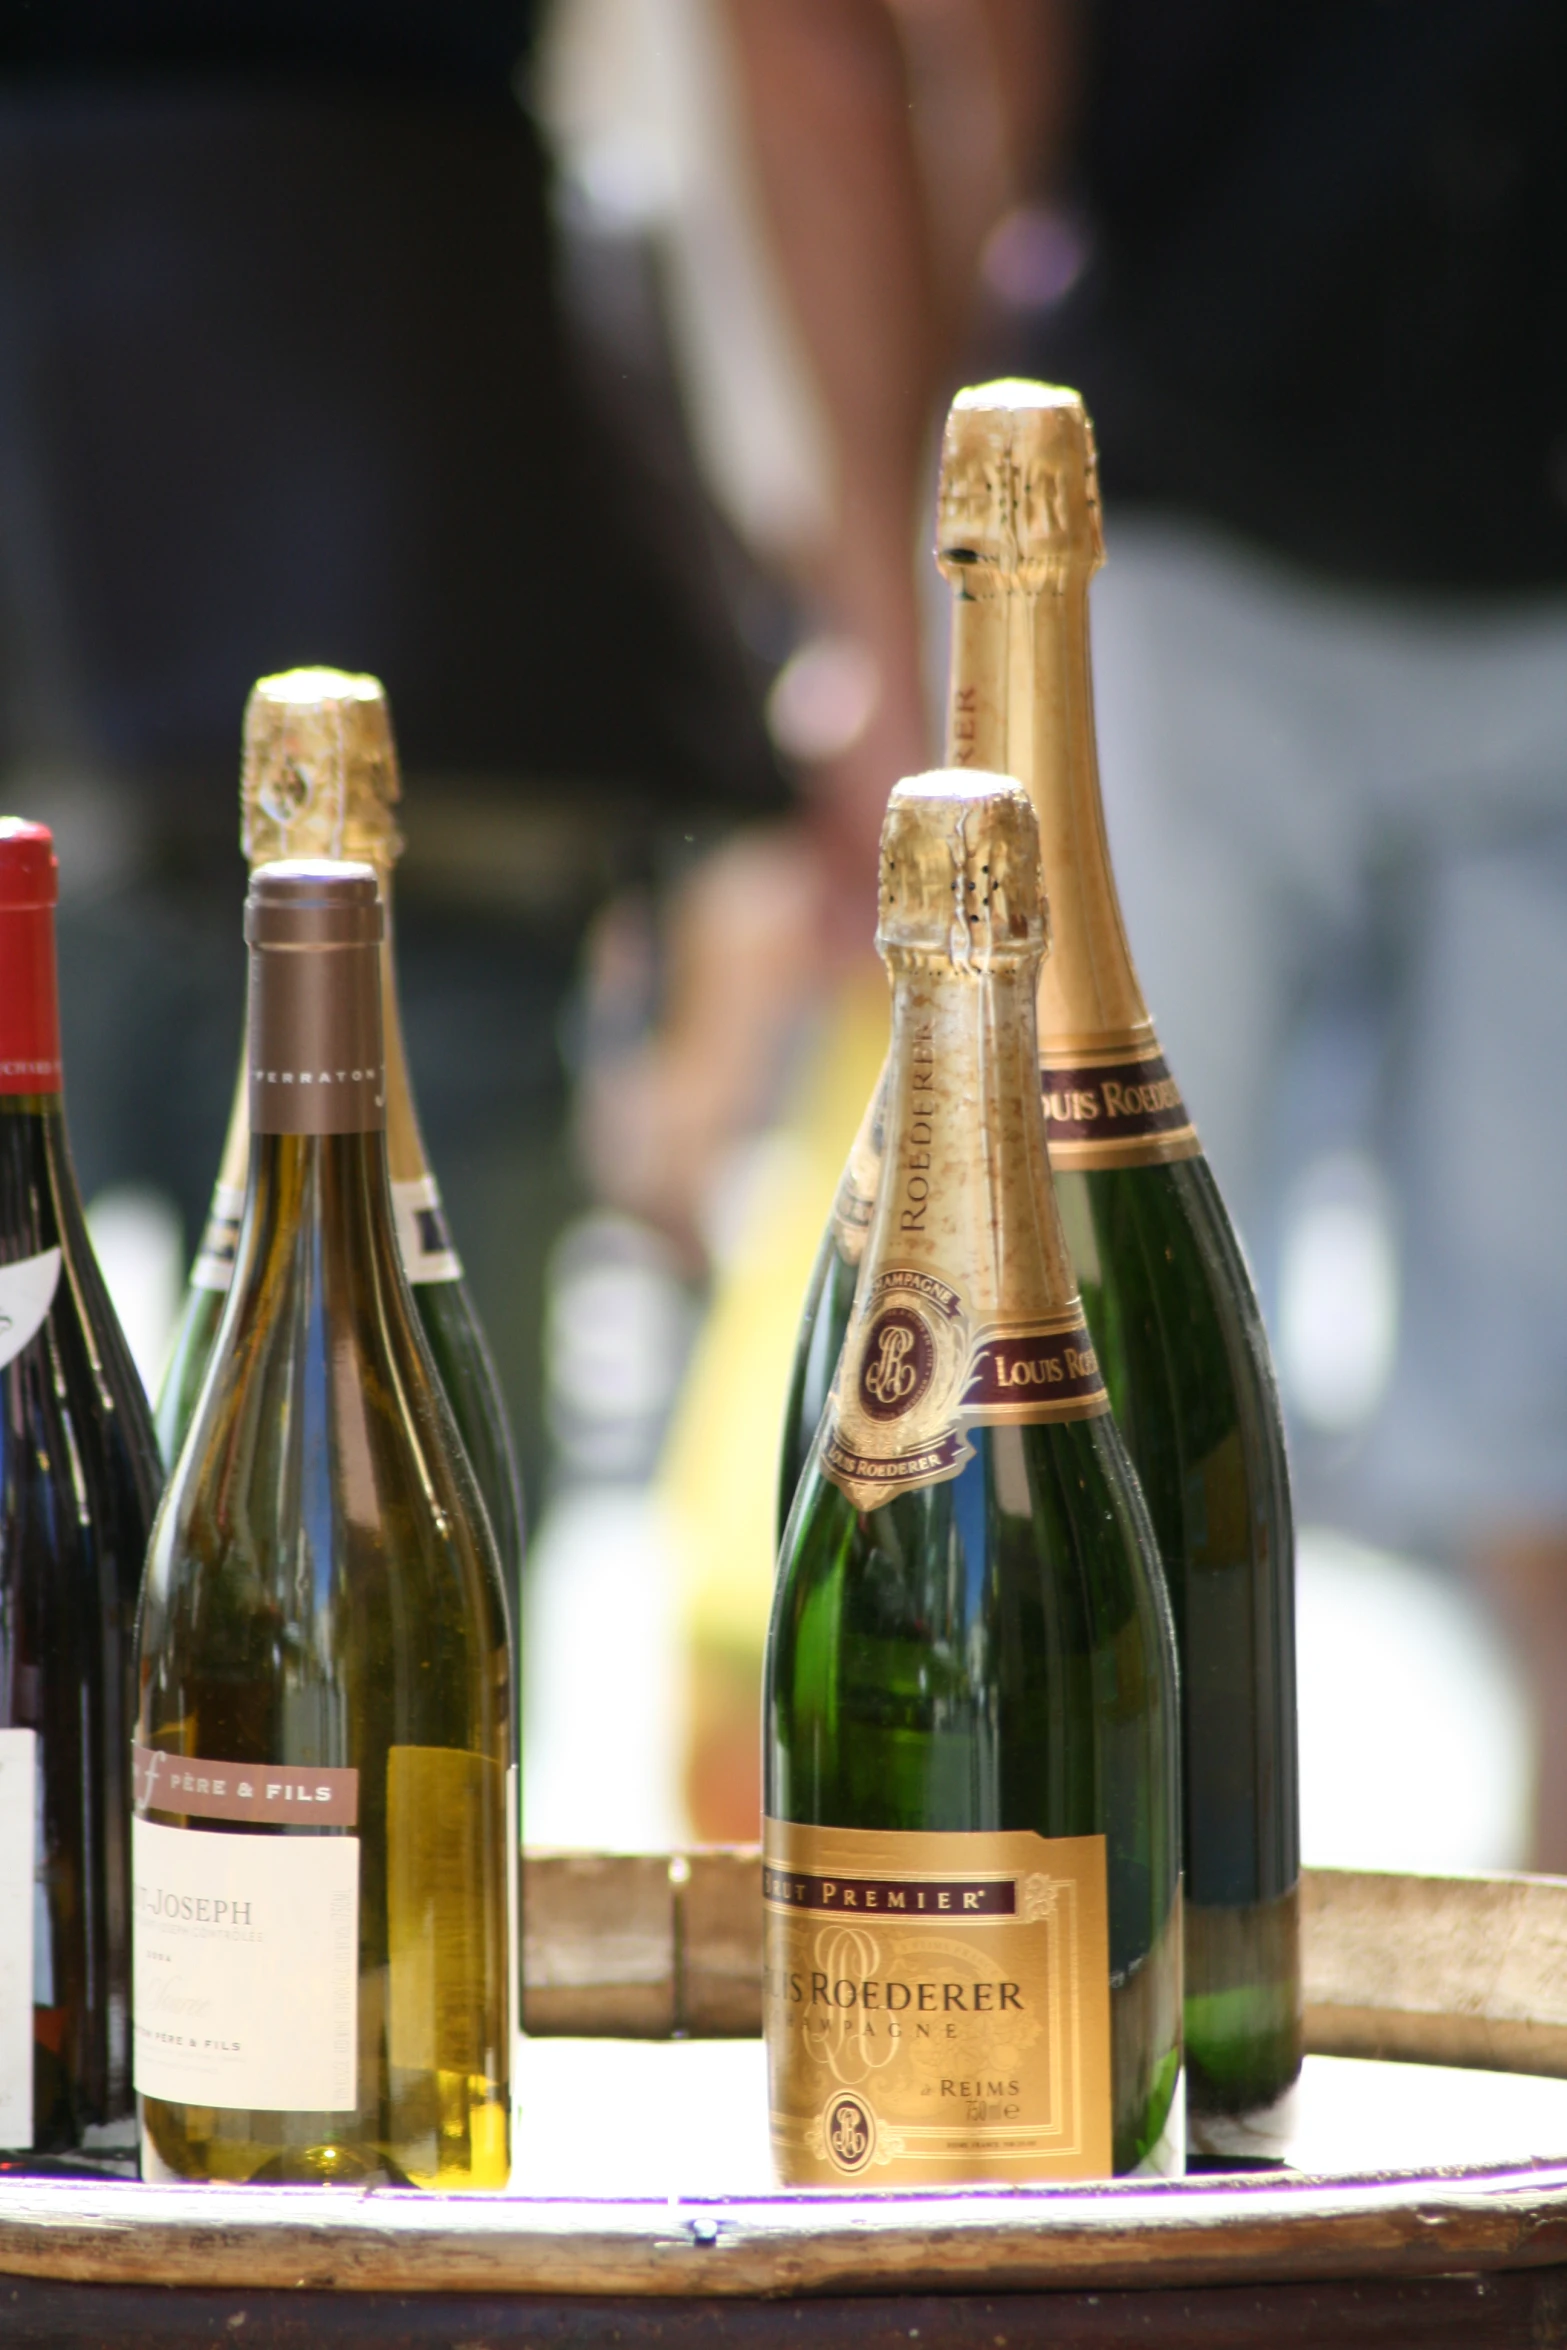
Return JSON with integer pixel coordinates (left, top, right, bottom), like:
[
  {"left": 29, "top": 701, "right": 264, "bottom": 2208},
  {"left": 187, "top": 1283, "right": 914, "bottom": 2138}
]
[{"left": 6, "top": 1858, "right": 1567, "bottom": 2348}]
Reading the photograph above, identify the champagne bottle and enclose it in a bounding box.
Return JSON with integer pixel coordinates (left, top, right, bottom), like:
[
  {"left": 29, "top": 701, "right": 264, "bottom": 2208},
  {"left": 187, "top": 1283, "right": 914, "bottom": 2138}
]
[
  {"left": 155, "top": 671, "right": 523, "bottom": 1615},
  {"left": 0, "top": 821, "right": 162, "bottom": 2162},
  {"left": 766, "top": 771, "right": 1182, "bottom": 2187},
  {"left": 779, "top": 384, "right": 1301, "bottom": 2154},
  {"left": 134, "top": 862, "right": 512, "bottom": 2190}
]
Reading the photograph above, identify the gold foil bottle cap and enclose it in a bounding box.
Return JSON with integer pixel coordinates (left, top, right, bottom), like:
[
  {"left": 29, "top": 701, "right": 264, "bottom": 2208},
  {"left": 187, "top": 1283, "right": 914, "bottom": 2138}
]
[
  {"left": 878, "top": 769, "right": 1047, "bottom": 967},
  {"left": 241, "top": 667, "right": 403, "bottom": 869},
  {"left": 936, "top": 379, "right": 1104, "bottom": 586}
]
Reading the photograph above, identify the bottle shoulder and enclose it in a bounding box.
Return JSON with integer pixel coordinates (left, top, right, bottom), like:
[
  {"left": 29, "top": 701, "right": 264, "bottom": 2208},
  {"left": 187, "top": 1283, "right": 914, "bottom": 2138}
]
[
  {"left": 148, "top": 1206, "right": 503, "bottom": 1605},
  {"left": 779, "top": 1416, "right": 1172, "bottom": 1655}
]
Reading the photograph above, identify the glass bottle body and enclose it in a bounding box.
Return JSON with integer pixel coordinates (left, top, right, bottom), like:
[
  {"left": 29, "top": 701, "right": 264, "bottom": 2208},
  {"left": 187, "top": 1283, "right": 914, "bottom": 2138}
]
[
  {"left": 1054, "top": 1156, "right": 1299, "bottom": 2119},
  {"left": 0, "top": 1098, "right": 162, "bottom": 2155},
  {"left": 136, "top": 1130, "right": 512, "bottom": 2189},
  {"left": 156, "top": 948, "right": 524, "bottom": 1615},
  {"left": 770, "top": 1413, "right": 1183, "bottom": 2175}
]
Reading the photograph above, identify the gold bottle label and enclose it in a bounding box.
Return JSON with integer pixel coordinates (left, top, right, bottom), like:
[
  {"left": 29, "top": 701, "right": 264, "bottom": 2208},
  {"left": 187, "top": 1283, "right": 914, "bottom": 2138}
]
[
  {"left": 821, "top": 1273, "right": 1107, "bottom": 1513},
  {"left": 1041, "top": 1038, "right": 1201, "bottom": 1170},
  {"left": 764, "top": 1818, "right": 1112, "bottom": 2186}
]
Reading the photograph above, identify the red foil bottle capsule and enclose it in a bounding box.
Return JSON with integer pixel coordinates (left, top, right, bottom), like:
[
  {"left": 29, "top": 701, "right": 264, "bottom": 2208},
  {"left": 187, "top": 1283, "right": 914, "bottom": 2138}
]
[{"left": 0, "top": 820, "right": 63, "bottom": 1096}]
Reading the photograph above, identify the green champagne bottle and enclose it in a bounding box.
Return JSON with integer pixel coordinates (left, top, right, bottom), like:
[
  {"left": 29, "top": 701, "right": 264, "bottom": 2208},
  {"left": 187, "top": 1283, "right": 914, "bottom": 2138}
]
[
  {"left": 779, "top": 385, "right": 1301, "bottom": 2157},
  {"left": 155, "top": 672, "right": 524, "bottom": 1625},
  {"left": 135, "top": 862, "right": 512, "bottom": 2190},
  {"left": 766, "top": 771, "right": 1182, "bottom": 2187}
]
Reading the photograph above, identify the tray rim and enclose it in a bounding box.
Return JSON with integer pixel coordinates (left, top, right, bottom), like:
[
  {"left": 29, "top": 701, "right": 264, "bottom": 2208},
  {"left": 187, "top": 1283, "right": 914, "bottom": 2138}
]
[{"left": 2, "top": 2153, "right": 1567, "bottom": 2299}]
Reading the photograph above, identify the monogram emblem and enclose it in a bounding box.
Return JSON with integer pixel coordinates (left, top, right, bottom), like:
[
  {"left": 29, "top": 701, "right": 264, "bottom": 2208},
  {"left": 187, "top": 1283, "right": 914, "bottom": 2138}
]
[
  {"left": 858, "top": 1306, "right": 935, "bottom": 1421},
  {"left": 825, "top": 2092, "right": 875, "bottom": 2175}
]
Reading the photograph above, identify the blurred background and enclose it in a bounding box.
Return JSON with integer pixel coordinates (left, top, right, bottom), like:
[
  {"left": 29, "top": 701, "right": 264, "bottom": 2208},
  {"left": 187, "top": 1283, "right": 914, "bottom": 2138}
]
[{"left": 5, "top": 0, "right": 1564, "bottom": 1874}]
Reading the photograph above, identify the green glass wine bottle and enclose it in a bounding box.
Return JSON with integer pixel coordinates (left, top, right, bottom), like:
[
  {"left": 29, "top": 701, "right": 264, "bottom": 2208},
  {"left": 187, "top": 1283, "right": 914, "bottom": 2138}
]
[
  {"left": 0, "top": 821, "right": 162, "bottom": 2166},
  {"left": 779, "top": 384, "right": 1301, "bottom": 2158},
  {"left": 766, "top": 771, "right": 1182, "bottom": 2188},
  {"left": 155, "top": 672, "right": 524, "bottom": 1629},
  {"left": 135, "top": 861, "right": 512, "bottom": 2190}
]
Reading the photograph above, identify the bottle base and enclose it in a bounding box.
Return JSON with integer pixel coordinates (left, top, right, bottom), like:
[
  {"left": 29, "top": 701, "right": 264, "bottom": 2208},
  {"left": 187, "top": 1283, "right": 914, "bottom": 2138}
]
[{"left": 1187, "top": 2079, "right": 1299, "bottom": 2166}]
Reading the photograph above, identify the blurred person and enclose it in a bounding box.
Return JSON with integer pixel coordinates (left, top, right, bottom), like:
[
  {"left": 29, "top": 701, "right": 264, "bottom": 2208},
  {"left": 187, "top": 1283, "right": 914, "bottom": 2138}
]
[
  {"left": 639, "top": 0, "right": 1567, "bottom": 1858},
  {"left": 0, "top": 1, "right": 784, "bottom": 1501}
]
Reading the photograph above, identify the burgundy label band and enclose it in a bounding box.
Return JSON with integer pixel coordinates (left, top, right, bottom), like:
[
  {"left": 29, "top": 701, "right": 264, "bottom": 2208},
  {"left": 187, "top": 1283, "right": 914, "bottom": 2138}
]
[
  {"left": 823, "top": 1426, "right": 968, "bottom": 1493},
  {"left": 963, "top": 1323, "right": 1104, "bottom": 1411},
  {"left": 764, "top": 1867, "right": 1016, "bottom": 1917},
  {"left": 133, "top": 1742, "right": 359, "bottom": 1827},
  {"left": 1040, "top": 1051, "right": 1197, "bottom": 1157}
]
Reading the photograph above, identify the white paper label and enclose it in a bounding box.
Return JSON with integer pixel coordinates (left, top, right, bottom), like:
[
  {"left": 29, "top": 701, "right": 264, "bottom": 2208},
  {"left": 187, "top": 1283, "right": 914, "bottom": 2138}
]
[
  {"left": 190, "top": 1184, "right": 245, "bottom": 1295},
  {"left": 132, "top": 1817, "right": 358, "bottom": 2113},
  {"left": 0, "top": 1729, "right": 35, "bottom": 2146},
  {"left": 393, "top": 1175, "right": 463, "bottom": 1286},
  {"left": 0, "top": 1250, "right": 60, "bottom": 1371}
]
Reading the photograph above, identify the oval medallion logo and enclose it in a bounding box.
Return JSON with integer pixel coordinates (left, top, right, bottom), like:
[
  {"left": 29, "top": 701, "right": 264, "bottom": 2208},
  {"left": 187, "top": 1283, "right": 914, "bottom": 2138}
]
[
  {"left": 824, "top": 2091, "right": 876, "bottom": 2175},
  {"left": 858, "top": 1306, "right": 935, "bottom": 1421}
]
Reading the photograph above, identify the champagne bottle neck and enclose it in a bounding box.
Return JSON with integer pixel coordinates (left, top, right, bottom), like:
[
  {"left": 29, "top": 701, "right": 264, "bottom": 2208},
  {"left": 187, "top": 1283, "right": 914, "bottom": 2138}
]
[
  {"left": 866, "top": 951, "right": 1081, "bottom": 1325},
  {"left": 944, "top": 574, "right": 1154, "bottom": 1056}
]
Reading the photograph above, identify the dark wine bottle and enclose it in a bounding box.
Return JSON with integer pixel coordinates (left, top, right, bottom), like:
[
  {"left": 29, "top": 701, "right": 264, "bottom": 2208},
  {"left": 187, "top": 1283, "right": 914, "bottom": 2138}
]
[
  {"left": 0, "top": 820, "right": 162, "bottom": 2163},
  {"left": 135, "top": 862, "right": 512, "bottom": 2190},
  {"left": 779, "top": 383, "right": 1301, "bottom": 2156},
  {"left": 155, "top": 671, "right": 524, "bottom": 1627},
  {"left": 766, "top": 772, "right": 1182, "bottom": 2187}
]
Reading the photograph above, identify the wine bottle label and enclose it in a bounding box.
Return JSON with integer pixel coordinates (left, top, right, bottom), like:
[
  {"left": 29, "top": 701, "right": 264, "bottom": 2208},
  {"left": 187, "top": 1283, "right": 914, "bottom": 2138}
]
[
  {"left": 386, "top": 1747, "right": 507, "bottom": 2092},
  {"left": 0, "top": 1248, "right": 60, "bottom": 1371},
  {"left": 0, "top": 1730, "right": 35, "bottom": 2148},
  {"left": 131, "top": 1814, "right": 358, "bottom": 2114},
  {"left": 392, "top": 1176, "right": 463, "bottom": 1285},
  {"left": 1040, "top": 1041, "right": 1200, "bottom": 1169},
  {"left": 189, "top": 1185, "right": 246, "bottom": 1295},
  {"left": 820, "top": 1273, "right": 1107, "bottom": 1512},
  {"left": 764, "top": 1818, "right": 1111, "bottom": 2185},
  {"left": 132, "top": 1743, "right": 359, "bottom": 1826}
]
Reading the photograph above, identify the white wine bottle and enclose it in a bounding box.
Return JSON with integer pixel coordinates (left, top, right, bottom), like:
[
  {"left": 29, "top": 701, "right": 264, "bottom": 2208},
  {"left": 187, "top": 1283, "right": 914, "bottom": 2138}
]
[
  {"left": 766, "top": 771, "right": 1183, "bottom": 2187},
  {"left": 155, "top": 670, "right": 523, "bottom": 1615},
  {"left": 780, "top": 384, "right": 1300, "bottom": 2157},
  {"left": 135, "top": 861, "right": 512, "bottom": 2190}
]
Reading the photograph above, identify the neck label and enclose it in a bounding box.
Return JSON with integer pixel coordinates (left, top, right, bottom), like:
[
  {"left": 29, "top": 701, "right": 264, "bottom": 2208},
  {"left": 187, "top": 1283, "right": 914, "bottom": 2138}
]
[
  {"left": 1040, "top": 1042, "right": 1199, "bottom": 1169},
  {"left": 249, "top": 939, "right": 385, "bottom": 1135},
  {"left": 820, "top": 1269, "right": 1107, "bottom": 1513}
]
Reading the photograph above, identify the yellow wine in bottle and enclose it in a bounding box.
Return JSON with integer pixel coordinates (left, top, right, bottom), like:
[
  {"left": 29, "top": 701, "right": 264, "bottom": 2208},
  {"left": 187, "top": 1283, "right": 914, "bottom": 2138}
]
[
  {"left": 134, "top": 863, "right": 512, "bottom": 2190},
  {"left": 155, "top": 671, "right": 523, "bottom": 1615},
  {"left": 767, "top": 772, "right": 1183, "bottom": 2186},
  {"left": 780, "top": 385, "right": 1300, "bottom": 2157}
]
